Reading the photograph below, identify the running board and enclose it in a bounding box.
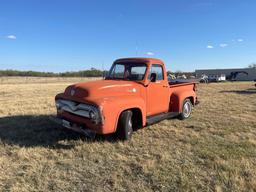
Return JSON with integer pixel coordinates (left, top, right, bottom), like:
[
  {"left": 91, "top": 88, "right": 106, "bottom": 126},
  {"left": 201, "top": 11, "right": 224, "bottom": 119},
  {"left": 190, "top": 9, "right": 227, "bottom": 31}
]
[{"left": 146, "top": 112, "right": 179, "bottom": 125}]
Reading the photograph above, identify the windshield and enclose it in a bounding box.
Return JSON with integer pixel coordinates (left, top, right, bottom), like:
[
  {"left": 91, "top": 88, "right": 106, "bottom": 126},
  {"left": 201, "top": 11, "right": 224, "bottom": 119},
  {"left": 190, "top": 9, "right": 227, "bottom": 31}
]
[{"left": 107, "top": 63, "right": 147, "bottom": 81}]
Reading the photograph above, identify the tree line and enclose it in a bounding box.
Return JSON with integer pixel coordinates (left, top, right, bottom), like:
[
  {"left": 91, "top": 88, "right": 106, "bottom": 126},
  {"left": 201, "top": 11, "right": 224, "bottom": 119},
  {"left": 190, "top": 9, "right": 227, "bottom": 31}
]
[
  {"left": 0, "top": 68, "right": 105, "bottom": 77},
  {"left": 1, "top": 63, "right": 254, "bottom": 78},
  {"left": 0, "top": 69, "right": 195, "bottom": 78}
]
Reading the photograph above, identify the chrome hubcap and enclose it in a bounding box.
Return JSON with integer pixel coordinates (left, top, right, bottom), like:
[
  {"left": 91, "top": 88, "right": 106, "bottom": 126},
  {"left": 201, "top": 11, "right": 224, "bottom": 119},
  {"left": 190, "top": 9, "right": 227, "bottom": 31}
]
[{"left": 183, "top": 102, "right": 192, "bottom": 118}]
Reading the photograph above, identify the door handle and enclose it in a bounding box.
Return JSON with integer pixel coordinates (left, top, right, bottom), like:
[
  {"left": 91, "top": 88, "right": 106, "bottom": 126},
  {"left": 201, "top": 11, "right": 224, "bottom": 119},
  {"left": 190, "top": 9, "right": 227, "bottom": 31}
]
[{"left": 163, "top": 85, "right": 169, "bottom": 88}]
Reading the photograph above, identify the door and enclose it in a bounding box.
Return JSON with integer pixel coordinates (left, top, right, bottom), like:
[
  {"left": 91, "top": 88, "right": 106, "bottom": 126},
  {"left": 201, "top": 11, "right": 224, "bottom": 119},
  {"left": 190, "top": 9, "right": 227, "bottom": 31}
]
[{"left": 147, "top": 64, "right": 170, "bottom": 116}]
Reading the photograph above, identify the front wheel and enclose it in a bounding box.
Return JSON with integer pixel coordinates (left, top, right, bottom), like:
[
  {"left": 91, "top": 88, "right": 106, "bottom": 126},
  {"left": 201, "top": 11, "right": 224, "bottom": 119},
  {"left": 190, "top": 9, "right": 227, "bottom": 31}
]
[
  {"left": 179, "top": 99, "right": 193, "bottom": 120},
  {"left": 116, "top": 110, "right": 133, "bottom": 140}
]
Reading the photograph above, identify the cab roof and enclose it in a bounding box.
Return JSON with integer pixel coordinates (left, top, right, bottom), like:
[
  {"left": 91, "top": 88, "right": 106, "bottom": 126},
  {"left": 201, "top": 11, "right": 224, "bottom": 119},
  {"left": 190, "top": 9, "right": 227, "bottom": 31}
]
[{"left": 114, "top": 57, "right": 164, "bottom": 65}]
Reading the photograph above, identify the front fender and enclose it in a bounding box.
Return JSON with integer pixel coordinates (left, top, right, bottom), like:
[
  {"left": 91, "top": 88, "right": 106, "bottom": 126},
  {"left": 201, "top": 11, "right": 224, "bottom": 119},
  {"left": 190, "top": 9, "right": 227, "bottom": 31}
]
[{"left": 97, "top": 95, "right": 146, "bottom": 134}]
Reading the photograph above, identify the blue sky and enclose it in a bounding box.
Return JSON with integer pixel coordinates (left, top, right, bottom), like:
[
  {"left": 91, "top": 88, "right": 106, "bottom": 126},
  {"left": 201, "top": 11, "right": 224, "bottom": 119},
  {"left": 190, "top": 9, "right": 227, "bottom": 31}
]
[{"left": 0, "top": 0, "right": 256, "bottom": 72}]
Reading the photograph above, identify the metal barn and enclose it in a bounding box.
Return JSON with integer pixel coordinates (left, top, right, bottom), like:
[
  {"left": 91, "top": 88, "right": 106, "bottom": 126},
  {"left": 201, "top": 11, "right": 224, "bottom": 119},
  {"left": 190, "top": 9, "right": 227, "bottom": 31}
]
[{"left": 195, "top": 67, "right": 256, "bottom": 81}]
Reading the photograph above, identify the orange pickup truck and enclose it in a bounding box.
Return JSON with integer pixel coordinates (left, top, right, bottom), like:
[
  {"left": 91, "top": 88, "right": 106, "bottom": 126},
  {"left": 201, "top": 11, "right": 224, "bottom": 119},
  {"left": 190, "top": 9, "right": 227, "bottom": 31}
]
[{"left": 53, "top": 58, "right": 199, "bottom": 140}]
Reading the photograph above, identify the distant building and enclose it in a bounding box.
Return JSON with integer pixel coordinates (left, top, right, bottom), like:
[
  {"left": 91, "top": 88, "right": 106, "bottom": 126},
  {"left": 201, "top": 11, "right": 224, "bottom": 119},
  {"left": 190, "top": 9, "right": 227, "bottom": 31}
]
[{"left": 195, "top": 67, "right": 256, "bottom": 81}]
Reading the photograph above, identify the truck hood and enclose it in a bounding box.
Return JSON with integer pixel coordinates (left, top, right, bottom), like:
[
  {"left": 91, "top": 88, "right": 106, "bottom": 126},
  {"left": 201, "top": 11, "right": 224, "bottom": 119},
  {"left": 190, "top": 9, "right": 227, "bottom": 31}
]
[{"left": 64, "top": 80, "right": 142, "bottom": 101}]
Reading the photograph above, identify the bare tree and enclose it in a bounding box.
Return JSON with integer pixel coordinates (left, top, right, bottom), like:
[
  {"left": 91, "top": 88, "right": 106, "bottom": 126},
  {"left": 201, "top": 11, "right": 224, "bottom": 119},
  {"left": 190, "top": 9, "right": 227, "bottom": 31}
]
[{"left": 248, "top": 63, "right": 256, "bottom": 68}]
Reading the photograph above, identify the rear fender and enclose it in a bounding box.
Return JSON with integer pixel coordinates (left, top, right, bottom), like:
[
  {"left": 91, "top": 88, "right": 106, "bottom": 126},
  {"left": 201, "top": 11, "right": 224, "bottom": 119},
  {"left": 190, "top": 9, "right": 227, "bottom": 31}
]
[{"left": 170, "top": 90, "right": 196, "bottom": 113}]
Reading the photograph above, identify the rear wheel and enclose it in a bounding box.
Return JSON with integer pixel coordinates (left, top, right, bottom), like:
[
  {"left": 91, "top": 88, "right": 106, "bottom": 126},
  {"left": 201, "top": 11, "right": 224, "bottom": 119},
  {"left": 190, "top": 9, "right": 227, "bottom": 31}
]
[
  {"left": 179, "top": 99, "right": 192, "bottom": 120},
  {"left": 116, "top": 110, "right": 133, "bottom": 140}
]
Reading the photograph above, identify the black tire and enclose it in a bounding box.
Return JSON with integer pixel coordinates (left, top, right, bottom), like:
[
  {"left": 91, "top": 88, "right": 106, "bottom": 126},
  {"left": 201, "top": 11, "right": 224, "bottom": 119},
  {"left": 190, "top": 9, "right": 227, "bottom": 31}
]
[
  {"left": 179, "top": 99, "right": 193, "bottom": 120},
  {"left": 116, "top": 110, "right": 133, "bottom": 140}
]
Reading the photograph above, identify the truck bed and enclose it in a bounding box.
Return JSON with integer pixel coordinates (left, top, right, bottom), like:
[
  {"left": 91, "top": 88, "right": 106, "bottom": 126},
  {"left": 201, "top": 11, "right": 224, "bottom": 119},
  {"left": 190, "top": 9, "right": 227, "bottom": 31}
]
[{"left": 169, "top": 79, "right": 198, "bottom": 87}]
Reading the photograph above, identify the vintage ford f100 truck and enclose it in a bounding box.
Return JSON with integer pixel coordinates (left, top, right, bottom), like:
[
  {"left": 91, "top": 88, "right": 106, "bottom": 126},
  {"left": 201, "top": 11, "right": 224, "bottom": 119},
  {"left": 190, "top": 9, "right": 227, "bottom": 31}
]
[{"left": 53, "top": 58, "right": 199, "bottom": 140}]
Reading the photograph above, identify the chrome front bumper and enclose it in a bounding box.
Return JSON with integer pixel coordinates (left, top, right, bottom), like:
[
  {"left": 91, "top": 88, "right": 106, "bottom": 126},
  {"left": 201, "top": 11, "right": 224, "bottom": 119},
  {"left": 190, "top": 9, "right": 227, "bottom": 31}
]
[{"left": 49, "top": 116, "right": 96, "bottom": 138}]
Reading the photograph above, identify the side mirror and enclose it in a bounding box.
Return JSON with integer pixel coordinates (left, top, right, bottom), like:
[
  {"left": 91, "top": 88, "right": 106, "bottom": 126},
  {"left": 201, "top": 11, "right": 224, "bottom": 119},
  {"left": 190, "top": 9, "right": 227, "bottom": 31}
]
[{"left": 150, "top": 73, "right": 157, "bottom": 82}]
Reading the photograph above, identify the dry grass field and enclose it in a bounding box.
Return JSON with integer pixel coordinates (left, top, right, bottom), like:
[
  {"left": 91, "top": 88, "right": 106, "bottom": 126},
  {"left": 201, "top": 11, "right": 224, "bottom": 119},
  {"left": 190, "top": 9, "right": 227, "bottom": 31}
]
[{"left": 0, "top": 77, "right": 256, "bottom": 191}]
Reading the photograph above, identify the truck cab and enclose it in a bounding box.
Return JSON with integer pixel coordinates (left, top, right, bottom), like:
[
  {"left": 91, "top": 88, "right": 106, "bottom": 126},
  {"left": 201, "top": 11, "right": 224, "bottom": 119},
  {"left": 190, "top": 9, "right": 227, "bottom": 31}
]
[{"left": 54, "top": 58, "right": 198, "bottom": 140}]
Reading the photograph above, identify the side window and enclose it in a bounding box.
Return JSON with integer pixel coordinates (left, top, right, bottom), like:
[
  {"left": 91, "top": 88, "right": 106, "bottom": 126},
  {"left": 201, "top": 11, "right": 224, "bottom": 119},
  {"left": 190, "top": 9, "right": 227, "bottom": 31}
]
[{"left": 148, "top": 64, "right": 164, "bottom": 81}]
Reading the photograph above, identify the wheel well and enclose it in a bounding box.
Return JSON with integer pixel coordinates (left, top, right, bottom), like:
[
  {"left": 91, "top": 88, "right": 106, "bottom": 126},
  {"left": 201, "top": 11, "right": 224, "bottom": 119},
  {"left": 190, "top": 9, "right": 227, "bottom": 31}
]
[
  {"left": 117, "top": 108, "right": 143, "bottom": 131},
  {"left": 187, "top": 96, "right": 194, "bottom": 105},
  {"left": 130, "top": 108, "right": 143, "bottom": 130}
]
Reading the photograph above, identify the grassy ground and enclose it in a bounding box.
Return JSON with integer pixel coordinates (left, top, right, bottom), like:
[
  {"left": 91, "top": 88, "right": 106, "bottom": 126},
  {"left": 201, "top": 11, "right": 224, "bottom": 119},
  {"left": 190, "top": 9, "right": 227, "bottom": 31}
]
[{"left": 0, "top": 77, "right": 255, "bottom": 191}]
